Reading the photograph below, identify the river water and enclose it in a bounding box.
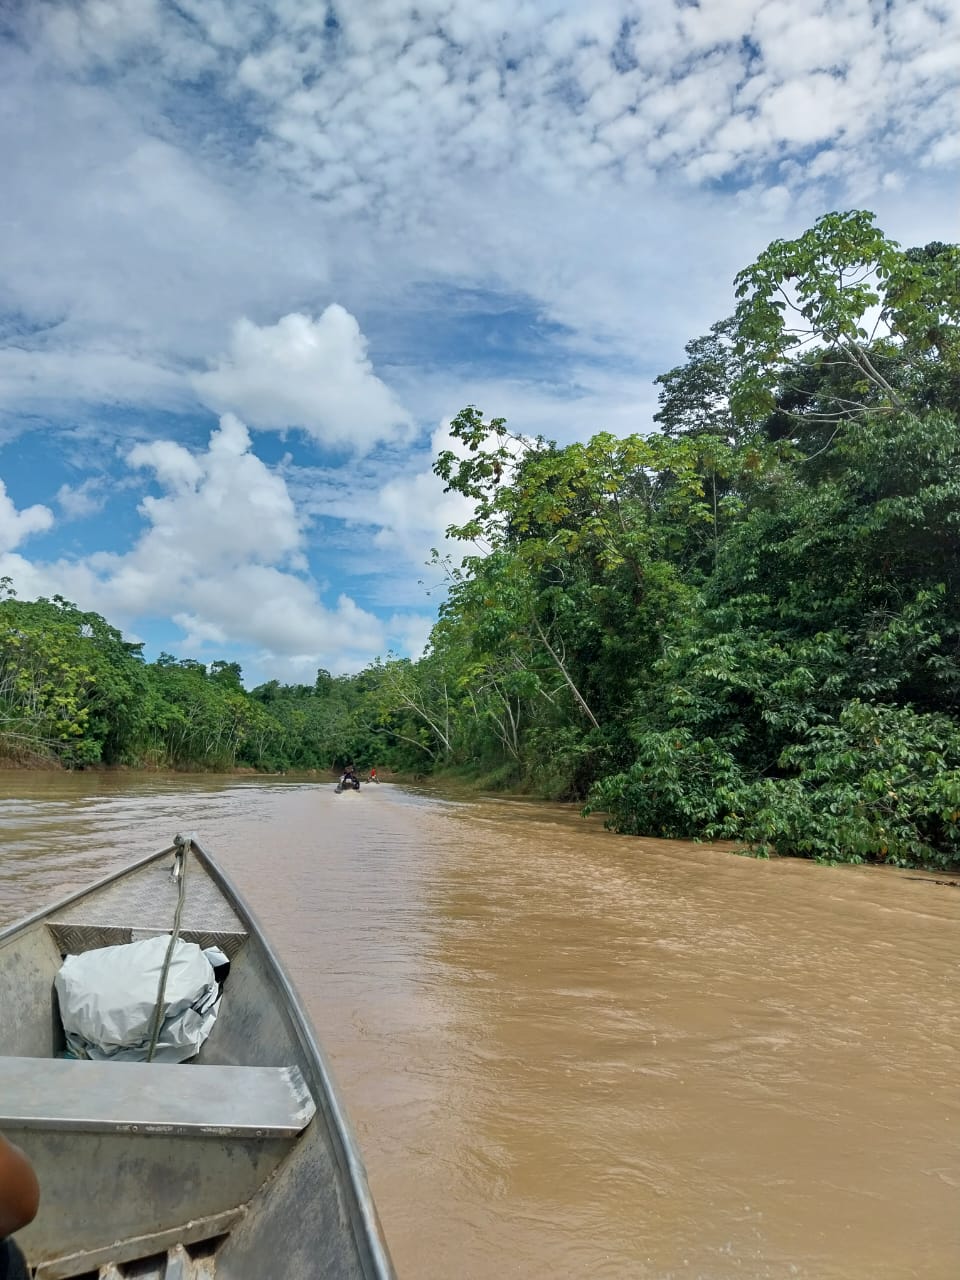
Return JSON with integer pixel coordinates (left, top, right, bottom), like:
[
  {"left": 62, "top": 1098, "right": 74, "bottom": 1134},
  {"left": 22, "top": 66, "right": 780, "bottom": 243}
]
[{"left": 0, "top": 772, "right": 957, "bottom": 1279}]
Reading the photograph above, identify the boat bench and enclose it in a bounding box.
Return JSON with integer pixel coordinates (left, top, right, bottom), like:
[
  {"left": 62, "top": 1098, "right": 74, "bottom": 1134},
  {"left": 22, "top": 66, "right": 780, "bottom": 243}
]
[{"left": 0, "top": 1057, "right": 316, "bottom": 1137}]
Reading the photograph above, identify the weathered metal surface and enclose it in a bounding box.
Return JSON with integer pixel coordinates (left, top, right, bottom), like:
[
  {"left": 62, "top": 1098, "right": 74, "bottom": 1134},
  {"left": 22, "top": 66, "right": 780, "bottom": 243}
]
[
  {"left": 10, "top": 1125, "right": 291, "bottom": 1263},
  {"left": 160, "top": 1243, "right": 190, "bottom": 1279},
  {"left": 47, "top": 923, "right": 247, "bottom": 961},
  {"left": 195, "top": 923, "right": 304, "bottom": 1070},
  {"left": 94, "top": 1247, "right": 218, "bottom": 1280},
  {"left": 48, "top": 854, "right": 244, "bottom": 939},
  {"left": 214, "top": 1114, "right": 369, "bottom": 1280},
  {"left": 32, "top": 1208, "right": 239, "bottom": 1279},
  {"left": 0, "top": 1058, "right": 316, "bottom": 1136},
  {"left": 0, "top": 923, "right": 65, "bottom": 1055},
  {"left": 0, "top": 838, "right": 395, "bottom": 1280}
]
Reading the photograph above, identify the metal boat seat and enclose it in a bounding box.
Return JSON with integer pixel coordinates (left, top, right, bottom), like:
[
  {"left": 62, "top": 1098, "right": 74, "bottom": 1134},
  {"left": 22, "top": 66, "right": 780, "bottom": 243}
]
[{"left": 0, "top": 1057, "right": 316, "bottom": 1137}]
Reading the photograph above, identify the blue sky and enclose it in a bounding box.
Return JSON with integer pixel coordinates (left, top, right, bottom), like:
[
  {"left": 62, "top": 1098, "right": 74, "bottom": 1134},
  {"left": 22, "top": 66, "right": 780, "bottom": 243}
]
[{"left": 0, "top": 0, "right": 957, "bottom": 686}]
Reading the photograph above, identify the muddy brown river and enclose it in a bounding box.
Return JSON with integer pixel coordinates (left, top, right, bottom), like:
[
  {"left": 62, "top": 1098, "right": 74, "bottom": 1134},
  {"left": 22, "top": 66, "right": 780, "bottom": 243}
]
[{"left": 0, "top": 772, "right": 958, "bottom": 1279}]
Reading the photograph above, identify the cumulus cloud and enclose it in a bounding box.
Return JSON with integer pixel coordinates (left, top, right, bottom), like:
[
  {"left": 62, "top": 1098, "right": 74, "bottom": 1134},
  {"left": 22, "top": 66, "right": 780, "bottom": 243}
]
[
  {"left": 1, "top": 416, "right": 387, "bottom": 674},
  {"left": 0, "top": 58, "right": 329, "bottom": 414},
  {"left": 125, "top": 413, "right": 308, "bottom": 571},
  {"left": 193, "top": 309, "right": 412, "bottom": 452},
  {"left": 0, "top": 482, "right": 54, "bottom": 554}
]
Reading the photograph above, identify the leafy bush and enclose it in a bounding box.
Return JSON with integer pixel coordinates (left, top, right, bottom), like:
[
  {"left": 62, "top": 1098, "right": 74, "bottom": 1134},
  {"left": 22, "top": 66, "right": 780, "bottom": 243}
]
[
  {"left": 584, "top": 729, "right": 746, "bottom": 837},
  {"left": 586, "top": 704, "right": 960, "bottom": 869},
  {"left": 715, "top": 702, "right": 960, "bottom": 868}
]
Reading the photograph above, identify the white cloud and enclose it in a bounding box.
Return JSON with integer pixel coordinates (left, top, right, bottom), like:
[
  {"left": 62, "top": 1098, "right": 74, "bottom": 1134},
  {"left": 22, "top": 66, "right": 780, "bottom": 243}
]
[
  {"left": 926, "top": 134, "right": 960, "bottom": 166},
  {"left": 229, "top": 0, "right": 960, "bottom": 217},
  {"left": 1, "top": 417, "right": 388, "bottom": 674},
  {"left": 760, "top": 75, "right": 853, "bottom": 147},
  {"left": 127, "top": 439, "right": 204, "bottom": 492},
  {"left": 2, "top": 0, "right": 956, "bottom": 437},
  {"left": 372, "top": 425, "right": 476, "bottom": 564},
  {"left": 0, "top": 482, "right": 54, "bottom": 554},
  {"left": 36, "top": 0, "right": 220, "bottom": 77},
  {"left": 40, "top": 0, "right": 164, "bottom": 69},
  {"left": 0, "top": 61, "right": 330, "bottom": 413},
  {"left": 386, "top": 611, "right": 436, "bottom": 660},
  {"left": 126, "top": 414, "right": 306, "bottom": 571},
  {"left": 193, "top": 310, "right": 412, "bottom": 452},
  {"left": 0, "top": 346, "right": 188, "bottom": 415},
  {"left": 56, "top": 478, "right": 108, "bottom": 519}
]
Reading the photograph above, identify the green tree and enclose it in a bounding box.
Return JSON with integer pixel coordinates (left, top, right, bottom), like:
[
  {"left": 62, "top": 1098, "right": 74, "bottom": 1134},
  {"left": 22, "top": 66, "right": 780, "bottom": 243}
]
[
  {"left": 0, "top": 595, "right": 148, "bottom": 765},
  {"left": 731, "top": 209, "right": 960, "bottom": 425},
  {"left": 654, "top": 316, "right": 743, "bottom": 442}
]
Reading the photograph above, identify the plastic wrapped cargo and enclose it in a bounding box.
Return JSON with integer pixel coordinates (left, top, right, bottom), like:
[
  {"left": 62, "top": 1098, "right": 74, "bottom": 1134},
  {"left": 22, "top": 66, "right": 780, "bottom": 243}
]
[{"left": 54, "top": 935, "right": 221, "bottom": 1063}]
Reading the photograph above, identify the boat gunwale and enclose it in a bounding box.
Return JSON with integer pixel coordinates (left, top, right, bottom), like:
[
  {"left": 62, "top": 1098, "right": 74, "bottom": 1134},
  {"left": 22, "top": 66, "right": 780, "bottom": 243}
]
[{"left": 0, "top": 836, "right": 395, "bottom": 1280}]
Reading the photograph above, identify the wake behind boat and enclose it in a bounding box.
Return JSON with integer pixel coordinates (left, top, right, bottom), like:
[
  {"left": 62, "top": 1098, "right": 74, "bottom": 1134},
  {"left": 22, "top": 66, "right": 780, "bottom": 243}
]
[{"left": 0, "top": 836, "right": 394, "bottom": 1280}]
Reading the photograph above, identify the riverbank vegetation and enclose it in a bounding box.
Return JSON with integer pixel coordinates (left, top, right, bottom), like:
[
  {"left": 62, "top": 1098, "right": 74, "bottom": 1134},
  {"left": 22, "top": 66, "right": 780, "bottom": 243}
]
[{"left": 2, "top": 211, "right": 958, "bottom": 868}]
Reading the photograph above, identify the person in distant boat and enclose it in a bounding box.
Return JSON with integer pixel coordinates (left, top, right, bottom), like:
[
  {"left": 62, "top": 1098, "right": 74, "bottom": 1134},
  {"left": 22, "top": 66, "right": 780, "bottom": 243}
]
[
  {"left": 367, "top": 766, "right": 378, "bottom": 783},
  {"left": 0, "top": 1134, "right": 39, "bottom": 1280}
]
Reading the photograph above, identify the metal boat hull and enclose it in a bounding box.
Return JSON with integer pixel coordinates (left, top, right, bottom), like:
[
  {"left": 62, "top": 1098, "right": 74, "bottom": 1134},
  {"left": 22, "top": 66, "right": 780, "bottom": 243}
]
[{"left": 0, "top": 838, "right": 394, "bottom": 1280}]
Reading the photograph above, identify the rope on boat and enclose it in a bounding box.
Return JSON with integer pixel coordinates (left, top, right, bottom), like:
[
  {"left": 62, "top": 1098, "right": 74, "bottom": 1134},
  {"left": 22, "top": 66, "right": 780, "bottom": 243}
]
[{"left": 146, "top": 833, "right": 190, "bottom": 1063}]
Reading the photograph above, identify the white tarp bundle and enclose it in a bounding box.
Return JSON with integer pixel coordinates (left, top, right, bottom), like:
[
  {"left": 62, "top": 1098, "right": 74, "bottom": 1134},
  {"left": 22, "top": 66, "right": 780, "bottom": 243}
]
[{"left": 55, "top": 935, "right": 222, "bottom": 1063}]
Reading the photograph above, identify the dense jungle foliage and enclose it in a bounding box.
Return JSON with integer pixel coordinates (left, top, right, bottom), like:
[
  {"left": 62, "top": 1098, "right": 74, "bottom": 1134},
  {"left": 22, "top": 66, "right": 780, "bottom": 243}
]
[{"left": 2, "top": 210, "right": 958, "bottom": 868}]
